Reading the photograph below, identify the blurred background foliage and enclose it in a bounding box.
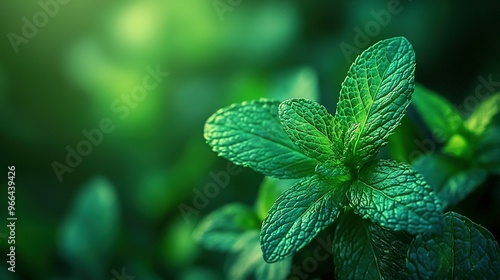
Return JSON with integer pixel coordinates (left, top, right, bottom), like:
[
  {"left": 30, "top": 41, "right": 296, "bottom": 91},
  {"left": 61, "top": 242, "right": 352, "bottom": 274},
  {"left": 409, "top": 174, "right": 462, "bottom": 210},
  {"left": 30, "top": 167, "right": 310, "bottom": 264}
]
[{"left": 0, "top": 0, "right": 499, "bottom": 279}]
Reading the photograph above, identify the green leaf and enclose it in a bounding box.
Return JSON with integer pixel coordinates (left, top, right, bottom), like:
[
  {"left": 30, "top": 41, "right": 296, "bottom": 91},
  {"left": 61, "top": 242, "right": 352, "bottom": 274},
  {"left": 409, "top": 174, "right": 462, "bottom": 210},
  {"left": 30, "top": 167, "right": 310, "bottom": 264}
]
[
  {"left": 475, "top": 126, "right": 500, "bottom": 174},
  {"left": 194, "top": 203, "right": 260, "bottom": 252},
  {"left": 196, "top": 205, "right": 292, "bottom": 279},
  {"left": 437, "top": 168, "right": 487, "bottom": 207},
  {"left": 407, "top": 212, "right": 500, "bottom": 279},
  {"left": 227, "top": 231, "right": 292, "bottom": 280},
  {"left": 342, "top": 122, "right": 360, "bottom": 159},
  {"left": 333, "top": 211, "right": 412, "bottom": 280},
  {"left": 57, "top": 177, "right": 120, "bottom": 277},
  {"left": 278, "top": 98, "right": 339, "bottom": 162},
  {"left": 412, "top": 84, "right": 464, "bottom": 141},
  {"left": 162, "top": 218, "right": 199, "bottom": 267},
  {"left": 336, "top": 37, "right": 416, "bottom": 168},
  {"left": 255, "top": 177, "right": 297, "bottom": 221},
  {"left": 261, "top": 175, "right": 349, "bottom": 262},
  {"left": 315, "top": 160, "right": 351, "bottom": 180},
  {"left": 204, "top": 99, "right": 316, "bottom": 178},
  {"left": 466, "top": 93, "right": 500, "bottom": 135},
  {"left": 349, "top": 159, "right": 442, "bottom": 234},
  {"left": 412, "top": 154, "right": 488, "bottom": 208}
]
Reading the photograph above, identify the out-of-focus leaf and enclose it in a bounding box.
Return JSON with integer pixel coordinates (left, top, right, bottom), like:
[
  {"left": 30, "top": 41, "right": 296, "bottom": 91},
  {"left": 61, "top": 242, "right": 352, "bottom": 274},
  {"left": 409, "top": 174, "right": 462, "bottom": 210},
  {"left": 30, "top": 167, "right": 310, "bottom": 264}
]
[
  {"left": 226, "top": 73, "right": 270, "bottom": 104},
  {"left": 442, "top": 133, "right": 471, "bottom": 158},
  {"left": 438, "top": 168, "right": 487, "bottom": 205},
  {"left": 475, "top": 126, "right": 500, "bottom": 174},
  {"left": 270, "top": 67, "right": 319, "bottom": 102},
  {"left": 221, "top": 2, "right": 298, "bottom": 62},
  {"left": 412, "top": 84, "right": 464, "bottom": 141},
  {"left": 227, "top": 230, "right": 292, "bottom": 280},
  {"left": 413, "top": 154, "right": 488, "bottom": 208},
  {"left": 57, "top": 177, "right": 120, "bottom": 277},
  {"left": 195, "top": 203, "right": 291, "bottom": 279},
  {"left": 178, "top": 267, "right": 220, "bottom": 280},
  {"left": 194, "top": 203, "right": 259, "bottom": 252},
  {"left": 465, "top": 93, "right": 500, "bottom": 135},
  {"left": 162, "top": 218, "right": 200, "bottom": 267},
  {"left": 407, "top": 212, "right": 500, "bottom": 279},
  {"left": 387, "top": 117, "right": 419, "bottom": 163},
  {"left": 349, "top": 160, "right": 442, "bottom": 234},
  {"left": 333, "top": 211, "right": 412, "bottom": 280}
]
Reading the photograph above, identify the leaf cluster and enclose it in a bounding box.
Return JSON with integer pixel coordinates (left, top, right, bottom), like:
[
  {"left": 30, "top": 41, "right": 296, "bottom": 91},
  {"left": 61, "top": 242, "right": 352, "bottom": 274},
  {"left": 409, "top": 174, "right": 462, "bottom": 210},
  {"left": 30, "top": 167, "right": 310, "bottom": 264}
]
[
  {"left": 412, "top": 85, "right": 500, "bottom": 207},
  {"left": 198, "top": 37, "right": 500, "bottom": 279}
]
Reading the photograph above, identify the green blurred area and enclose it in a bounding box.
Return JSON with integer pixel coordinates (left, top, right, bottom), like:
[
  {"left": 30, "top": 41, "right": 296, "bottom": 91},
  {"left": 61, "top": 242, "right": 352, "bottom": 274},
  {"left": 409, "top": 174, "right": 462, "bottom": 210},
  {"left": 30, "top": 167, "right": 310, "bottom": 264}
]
[{"left": 0, "top": 0, "right": 499, "bottom": 279}]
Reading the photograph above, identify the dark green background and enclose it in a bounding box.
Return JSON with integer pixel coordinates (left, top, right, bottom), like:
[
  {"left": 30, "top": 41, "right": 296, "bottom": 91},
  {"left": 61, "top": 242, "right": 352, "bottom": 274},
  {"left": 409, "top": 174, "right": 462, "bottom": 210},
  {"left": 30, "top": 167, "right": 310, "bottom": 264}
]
[{"left": 0, "top": 0, "right": 499, "bottom": 279}]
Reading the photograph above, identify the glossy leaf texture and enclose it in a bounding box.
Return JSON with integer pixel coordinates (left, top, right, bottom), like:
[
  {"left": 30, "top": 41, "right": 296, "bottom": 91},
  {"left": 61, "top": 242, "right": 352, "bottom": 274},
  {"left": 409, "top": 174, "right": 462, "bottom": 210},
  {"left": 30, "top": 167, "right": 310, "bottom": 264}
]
[
  {"left": 194, "top": 203, "right": 260, "bottom": 252},
  {"left": 349, "top": 160, "right": 442, "bottom": 234},
  {"left": 412, "top": 84, "right": 464, "bottom": 141},
  {"left": 407, "top": 212, "right": 500, "bottom": 279},
  {"left": 412, "top": 154, "right": 488, "bottom": 208},
  {"left": 279, "top": 98, "right": 339, "bottom": 162},
  {"left": 204, "top": 99, "right": 316, "bottom": 178},
  {"left": 333, "top": 212, "right": 412, "bottom": 280},
  {"left": 260, "top": 175, "right": 349, "bottom": 262},
  {"left": 336, "top": 36, "right": 416, "bottom": 168}
]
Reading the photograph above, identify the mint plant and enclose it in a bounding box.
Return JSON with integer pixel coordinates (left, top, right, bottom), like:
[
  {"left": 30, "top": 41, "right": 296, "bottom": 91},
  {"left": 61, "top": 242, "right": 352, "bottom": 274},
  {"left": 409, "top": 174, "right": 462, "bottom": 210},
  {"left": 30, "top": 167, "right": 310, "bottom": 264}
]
[
  {"left": 194, "top": 178, "right": 294, "bottom": 280},
  {"left": 411, "top": 86, "right": 500, "bottom": 207},
  {"left": 201, "top": 37, "right": 500, "bottom": 278}
]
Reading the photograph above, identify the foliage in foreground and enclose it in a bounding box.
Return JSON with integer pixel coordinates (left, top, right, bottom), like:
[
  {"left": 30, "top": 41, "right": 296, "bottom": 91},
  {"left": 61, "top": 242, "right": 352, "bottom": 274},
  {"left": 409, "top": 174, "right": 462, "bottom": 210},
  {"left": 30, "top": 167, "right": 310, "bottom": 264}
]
[{"left": 198, "top": 37, "right": 500, "bottom": 279}]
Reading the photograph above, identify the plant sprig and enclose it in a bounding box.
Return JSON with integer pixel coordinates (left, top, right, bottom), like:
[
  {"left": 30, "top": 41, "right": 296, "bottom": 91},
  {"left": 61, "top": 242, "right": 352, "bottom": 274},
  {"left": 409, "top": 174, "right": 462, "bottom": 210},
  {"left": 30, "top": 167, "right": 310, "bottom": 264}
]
[
  {"left": 202, "top": 36, "right": 500, "bottom": 279},
  {"left": 204, "top": 37, "right": 443, "bottom": 265}
]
